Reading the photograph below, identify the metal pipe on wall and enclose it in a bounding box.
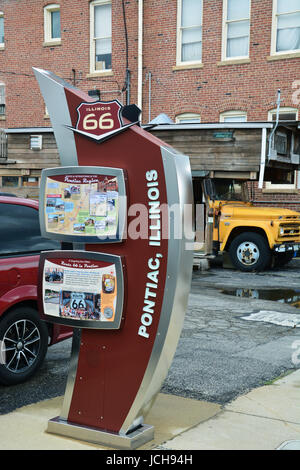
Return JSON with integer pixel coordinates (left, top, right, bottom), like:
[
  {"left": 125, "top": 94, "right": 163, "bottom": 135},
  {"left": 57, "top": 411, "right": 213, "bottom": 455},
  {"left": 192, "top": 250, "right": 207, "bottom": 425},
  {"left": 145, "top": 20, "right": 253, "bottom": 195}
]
[{"left": 137, "top": 0, "right": 143, "bottom": 113}]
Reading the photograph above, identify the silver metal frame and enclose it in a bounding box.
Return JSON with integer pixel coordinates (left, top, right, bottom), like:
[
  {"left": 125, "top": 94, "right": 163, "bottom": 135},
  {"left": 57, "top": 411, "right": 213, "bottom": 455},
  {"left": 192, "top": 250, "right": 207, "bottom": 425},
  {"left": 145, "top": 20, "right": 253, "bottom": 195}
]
[
  {"left": 39, "top": 166, "right": 127, "bottom": 244},
  {"left": 33, "top": 68, "right": 78, "bottom": 167},
  {"left": 41, "top": 250, "right": 124, "bottom": 330},
  {"left": 47, "top": 417, "right": 154, "bottom": 450}
]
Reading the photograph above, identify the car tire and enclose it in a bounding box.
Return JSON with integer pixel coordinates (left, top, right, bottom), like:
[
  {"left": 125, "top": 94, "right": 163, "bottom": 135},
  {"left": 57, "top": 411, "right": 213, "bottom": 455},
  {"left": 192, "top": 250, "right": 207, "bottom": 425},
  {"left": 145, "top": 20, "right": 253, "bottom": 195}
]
[
  {"left": 229, "top": 232, "right": 271, "bottom": 272},
  {"left": 0, "top": 307, "right": 48, "bottom": 385}
]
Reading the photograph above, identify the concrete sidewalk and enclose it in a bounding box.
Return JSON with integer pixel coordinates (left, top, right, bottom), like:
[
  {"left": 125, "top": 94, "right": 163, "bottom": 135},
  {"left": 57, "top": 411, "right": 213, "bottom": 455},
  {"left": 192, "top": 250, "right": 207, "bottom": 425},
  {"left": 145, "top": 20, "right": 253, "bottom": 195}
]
[{"left": 0, "top": 369, "right": 299, "bottom": 450}]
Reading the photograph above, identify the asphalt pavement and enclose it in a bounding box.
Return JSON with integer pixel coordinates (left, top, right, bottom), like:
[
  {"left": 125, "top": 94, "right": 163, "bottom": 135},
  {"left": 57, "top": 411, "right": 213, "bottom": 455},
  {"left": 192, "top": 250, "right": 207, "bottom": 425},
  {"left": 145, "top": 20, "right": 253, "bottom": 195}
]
[{"left": 1, "top": 258, "right": 300, "bottom": 450}]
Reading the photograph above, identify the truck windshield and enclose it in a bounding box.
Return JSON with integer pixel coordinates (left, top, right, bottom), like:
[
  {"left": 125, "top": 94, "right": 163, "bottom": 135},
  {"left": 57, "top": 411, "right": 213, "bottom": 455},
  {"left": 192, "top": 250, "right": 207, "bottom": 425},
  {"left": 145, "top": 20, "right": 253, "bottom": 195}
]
[{"left": 212, "top": 179, "right": 249, "bottom": 202}]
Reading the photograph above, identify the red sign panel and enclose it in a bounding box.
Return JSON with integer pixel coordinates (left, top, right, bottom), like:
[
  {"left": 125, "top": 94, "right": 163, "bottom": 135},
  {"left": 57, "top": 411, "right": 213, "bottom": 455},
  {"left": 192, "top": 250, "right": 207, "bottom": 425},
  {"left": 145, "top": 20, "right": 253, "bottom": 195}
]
[{"left": 75, "top": 100, "right": 123, "bottom": 137}]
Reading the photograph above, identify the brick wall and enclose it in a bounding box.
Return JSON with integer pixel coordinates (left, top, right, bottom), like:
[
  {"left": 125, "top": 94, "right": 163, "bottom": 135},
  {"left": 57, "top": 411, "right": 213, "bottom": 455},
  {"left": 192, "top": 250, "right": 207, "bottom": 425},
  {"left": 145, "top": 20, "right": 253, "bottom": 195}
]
[
  {"left": 0, "top": 0, "right": 300, "bottom": 208},
  {"left": 0, "top": 0, "right": 299, "bottom": 127}
]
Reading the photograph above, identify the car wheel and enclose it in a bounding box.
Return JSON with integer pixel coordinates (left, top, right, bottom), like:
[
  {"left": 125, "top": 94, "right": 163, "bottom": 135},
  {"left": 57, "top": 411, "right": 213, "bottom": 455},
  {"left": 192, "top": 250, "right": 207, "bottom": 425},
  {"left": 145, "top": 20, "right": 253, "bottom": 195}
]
[
  {"left": 0, "top": 307, "right": 48, "bottom": 385},
  {"left": 229, "top": 232, "right": 271, "bottom": 272}
]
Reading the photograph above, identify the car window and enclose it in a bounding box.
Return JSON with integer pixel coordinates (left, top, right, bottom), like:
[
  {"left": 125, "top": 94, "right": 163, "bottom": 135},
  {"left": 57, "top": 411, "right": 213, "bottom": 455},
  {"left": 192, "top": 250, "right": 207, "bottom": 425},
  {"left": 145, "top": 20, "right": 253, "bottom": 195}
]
[{"left": 0, "top": 203, "right": 60, "bottom": 255}]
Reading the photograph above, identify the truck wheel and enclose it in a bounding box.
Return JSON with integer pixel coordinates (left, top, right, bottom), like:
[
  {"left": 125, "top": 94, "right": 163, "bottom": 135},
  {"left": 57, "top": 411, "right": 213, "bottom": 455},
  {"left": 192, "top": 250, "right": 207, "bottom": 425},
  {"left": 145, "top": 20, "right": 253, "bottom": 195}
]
[
  {"left": 0, "top": 307, "right": 48, "bottom": 385},
  {"left": 229, "top": 232, "right": 271, "bottom": 272}
]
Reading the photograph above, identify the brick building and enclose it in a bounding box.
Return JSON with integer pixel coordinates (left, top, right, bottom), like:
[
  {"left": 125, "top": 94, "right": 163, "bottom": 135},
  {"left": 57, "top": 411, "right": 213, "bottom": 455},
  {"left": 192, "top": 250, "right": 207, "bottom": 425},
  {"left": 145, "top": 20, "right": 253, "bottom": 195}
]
[{"left": 0, "top": 0, "right": 300, "bottom": 205}]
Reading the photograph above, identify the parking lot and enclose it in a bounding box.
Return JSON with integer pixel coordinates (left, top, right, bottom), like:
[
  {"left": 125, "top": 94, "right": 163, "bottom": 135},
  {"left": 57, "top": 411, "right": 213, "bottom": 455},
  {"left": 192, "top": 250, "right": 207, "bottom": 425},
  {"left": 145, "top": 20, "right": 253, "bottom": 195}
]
[{"left": 1, "top": 258, "right": 300, "bottom": 414}]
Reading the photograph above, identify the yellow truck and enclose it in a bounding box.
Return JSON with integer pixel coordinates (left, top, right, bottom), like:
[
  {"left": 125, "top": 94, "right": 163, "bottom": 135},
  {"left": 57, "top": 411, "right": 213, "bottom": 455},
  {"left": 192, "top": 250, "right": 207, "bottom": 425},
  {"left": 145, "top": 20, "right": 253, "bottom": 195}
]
[
  {"left": 150, "top": 121, "right": 300, "bottom": 271},
  {"left": 196, "top": 177, "right": 300, "bottom": 271}
]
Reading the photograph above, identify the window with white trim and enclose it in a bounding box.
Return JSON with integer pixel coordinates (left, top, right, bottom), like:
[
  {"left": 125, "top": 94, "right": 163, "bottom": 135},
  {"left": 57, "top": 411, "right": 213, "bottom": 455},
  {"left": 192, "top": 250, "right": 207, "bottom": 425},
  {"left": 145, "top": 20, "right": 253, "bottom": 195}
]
[
  {"left": 220, "top": 110, "right": 247, "bottom": 122},
  {"left": 0, "top": 12, "right": 4, "bottom": 47},
  {"left": 176, "top": 113, "right": 201, "bottom": 123},
  {"left": 268, "top": 107, "right": 298, "bottom": 122},
  {"left": 0, "top": 83, "right": 5, "bottom": 117},
  {"left": 177, "top": 0, "right": 203, "bottom": 64},
  {"left": 44, "top": 4, "right": 61, "bottom": 44},
  {"left": 90, "top": 0, "right": 112, "bottom": 73},
  {"left": 265, "top": 107, "right": 299, "bottom": 190},
  {"left": 222, "top": 0, "right": 250, "bottom": 60},
  {"left": 271, "top": 0, "right": 300, "bottom": 55}
]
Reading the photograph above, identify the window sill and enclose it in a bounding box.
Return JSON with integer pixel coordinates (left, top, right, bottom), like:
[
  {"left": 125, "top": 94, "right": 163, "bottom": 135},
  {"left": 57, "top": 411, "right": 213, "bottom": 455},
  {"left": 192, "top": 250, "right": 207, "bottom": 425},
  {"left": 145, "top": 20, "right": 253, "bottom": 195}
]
[
  {"left": 217, "top": 58, "right": 251, "bottom": 66},
  {"left": 172, "top": 63, "right": 203, "bottom": 71},
  {"left": 267, "top": 51, "right": 300, "bottom": 61},
  {"left": 262, "top": 188, "right": 298, "bottom": 194},
  {"left": 0, "top": 45, "right": 4, "bottom": 50},
  {"left": 43, "top": 40, "right": 62, "bottom": 47},
  {"left": 86, "top": 71, "right": 114, "bottom": 78},
  {"left": 0, "top": 116, "right": 6, "bottom": 121}
]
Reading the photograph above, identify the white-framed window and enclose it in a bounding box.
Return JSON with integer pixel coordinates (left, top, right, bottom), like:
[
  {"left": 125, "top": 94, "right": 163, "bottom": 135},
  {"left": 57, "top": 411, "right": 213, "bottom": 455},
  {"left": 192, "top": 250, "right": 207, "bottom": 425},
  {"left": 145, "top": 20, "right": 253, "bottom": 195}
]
[
  {"left": 0, "top": 12, "right": 4, "bottom": 47},
  {"left": 222, "top": 0, "right": 250, "bottom": 60},
  {"left": 44, "top": 4, "right": 61, "bottom": 44},
  {"left": 0, "top": 83, "right": 5, "bottom": 118},
  {"left": 271, "top": 0, "right": 300, "bottom": 56},
  {"left": 268, "top": 107, "right": 298, "bottom": 122},
  {"left": 177, "top": 0, "right": 203, "bottom": 65},
  {"left": 90, "top": 0, "right": 112, "bottom": 73},
  {"left": 220, "top": 110, "right": 247, "bottom": 122},
  {"left": 176, "top": 112, "right": 201, "bottom": 123},
  {"left": 265, "top": 107, "right": 299, "bottom": 190}
]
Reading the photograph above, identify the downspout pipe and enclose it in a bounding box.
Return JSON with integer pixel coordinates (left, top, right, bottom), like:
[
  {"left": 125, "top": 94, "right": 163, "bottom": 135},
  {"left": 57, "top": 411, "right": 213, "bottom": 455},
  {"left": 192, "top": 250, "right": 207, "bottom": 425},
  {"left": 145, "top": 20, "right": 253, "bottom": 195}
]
[
  {"left": 268, "top": 89, "right": 281, "bottom": 161},
  {"left": 258, "top": 127, "right": 267, "bottom": 189},
  {"left": 137, "top": 0, "right": 143, "bottom": 114}
]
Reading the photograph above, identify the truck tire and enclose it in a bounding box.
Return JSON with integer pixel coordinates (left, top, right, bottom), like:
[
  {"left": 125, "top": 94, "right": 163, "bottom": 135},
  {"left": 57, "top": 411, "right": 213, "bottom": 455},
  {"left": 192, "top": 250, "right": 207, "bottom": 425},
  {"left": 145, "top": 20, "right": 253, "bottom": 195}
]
[
  {"left": 0, "top": 307, "right": 48, "bottom": 385},
  {"left": 229, "top": 232, "right": 271, "bottom": 272}
]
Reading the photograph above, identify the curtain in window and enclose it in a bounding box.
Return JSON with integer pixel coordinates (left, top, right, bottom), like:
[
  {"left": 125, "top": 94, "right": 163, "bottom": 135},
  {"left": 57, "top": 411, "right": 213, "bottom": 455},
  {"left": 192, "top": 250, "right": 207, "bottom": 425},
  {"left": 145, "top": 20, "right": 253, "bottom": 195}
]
[
  {"left": 181, "top": 0, "right": 202, "bottom": 62},
  {"left": 226, "top": 0, "right": 250, "bottom": 58},
  {"left": 276, "top": 0, "right": 300, "bottom": 52},
  {"left": 94, "top": 4, "right": 112, "bottom": 69},
  {"left": 51, "top": 10, "right": 60, "bottom": 39}
]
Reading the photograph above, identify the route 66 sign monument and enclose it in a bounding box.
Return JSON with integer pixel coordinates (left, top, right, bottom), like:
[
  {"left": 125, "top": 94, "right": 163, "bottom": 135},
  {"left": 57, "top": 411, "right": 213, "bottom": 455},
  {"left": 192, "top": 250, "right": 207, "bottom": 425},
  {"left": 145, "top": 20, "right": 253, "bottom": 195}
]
[{"left": 34, "top": 67, "right": 193, "bottom": 449}]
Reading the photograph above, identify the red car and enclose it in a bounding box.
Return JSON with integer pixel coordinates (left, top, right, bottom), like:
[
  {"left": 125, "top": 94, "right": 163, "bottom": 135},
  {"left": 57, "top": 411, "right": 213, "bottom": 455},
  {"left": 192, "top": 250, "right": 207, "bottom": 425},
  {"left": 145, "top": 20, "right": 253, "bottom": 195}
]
[{"left": 0, "top": 195, "right": 72, "bottom": 385}]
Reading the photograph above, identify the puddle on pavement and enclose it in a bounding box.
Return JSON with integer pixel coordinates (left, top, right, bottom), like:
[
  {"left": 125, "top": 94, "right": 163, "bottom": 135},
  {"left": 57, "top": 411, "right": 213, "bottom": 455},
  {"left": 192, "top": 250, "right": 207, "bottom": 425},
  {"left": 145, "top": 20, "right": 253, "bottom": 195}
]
[{"left": 221, "top": 288, "right": 300, "bottom": 309}]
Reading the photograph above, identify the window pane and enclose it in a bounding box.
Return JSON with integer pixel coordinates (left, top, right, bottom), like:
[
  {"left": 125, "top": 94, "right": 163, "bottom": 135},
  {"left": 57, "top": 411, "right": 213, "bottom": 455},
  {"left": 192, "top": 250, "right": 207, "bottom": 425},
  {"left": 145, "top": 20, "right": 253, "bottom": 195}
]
[
  {"left": 95, "top": 4, "right": 111, "bottom": 38},
  {"left": 271, "top": 112, "right": 297, "bottom": 121},
  {"left": 51, "top": 10, "right": 60, "bottom": 39},
  {"left": 0, "top": 204, "right": 60, "bottom": 255},
  {"left": 227, "top": 0, "right": 249, "bottom": 21},
  {"left": 227, "top": 20, "right": 249, "bottom": 38},
  {"left": 227, "top": 36, "right": 249, "bottom": 56},
  {"left": 182, "top": 26, "right": 202, "bottom": 44},
  {"left": 0, "top": 17, "right": 4, "bottom": 43},
  {"left": 277, "top": 27, "right": 300, "bottom": 51},
  {"left": 95, "top": 38, "right": 112, "bottom": 69},
  {"left": 2, "top": 176, "right": 18, "bottom": 187},
  {"left": 278, "top": 0, "right": 300, "bottom": 15},
  {"left": 278, "top": 12, "right": 300, "bottom": 29},
  {"left": 223, "top": 115, "right": 247, "bottom": 122},
  {"left": 0, "top": 85, "right": 4, "bottom": 104},
  {"left": 182, "top": 0, "right": 202, "bottom": 27}
]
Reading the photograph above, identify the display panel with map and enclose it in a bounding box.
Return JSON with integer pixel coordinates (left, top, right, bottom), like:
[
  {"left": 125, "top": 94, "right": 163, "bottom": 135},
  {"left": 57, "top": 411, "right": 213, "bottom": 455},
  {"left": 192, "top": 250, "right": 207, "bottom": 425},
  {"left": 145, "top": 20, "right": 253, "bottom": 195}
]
[
  {"left": 38, "top": 251, "right": 125, "bottom": 329},
  {"left": 39, "top": 167, "right": 126, "bottom": 243}
]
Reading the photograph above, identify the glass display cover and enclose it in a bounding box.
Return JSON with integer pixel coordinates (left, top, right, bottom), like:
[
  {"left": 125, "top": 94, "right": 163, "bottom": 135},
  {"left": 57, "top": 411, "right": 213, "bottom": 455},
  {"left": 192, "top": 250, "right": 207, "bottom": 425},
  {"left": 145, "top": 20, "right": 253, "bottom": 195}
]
[{"left": 39, "top": 167, "right": 126, "bottom": 243}]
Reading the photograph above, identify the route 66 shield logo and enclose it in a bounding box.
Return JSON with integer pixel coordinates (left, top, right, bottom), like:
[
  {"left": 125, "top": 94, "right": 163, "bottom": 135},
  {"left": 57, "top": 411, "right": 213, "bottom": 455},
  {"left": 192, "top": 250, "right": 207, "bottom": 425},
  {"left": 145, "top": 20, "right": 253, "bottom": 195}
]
[{"left": 76, "top": 100, "right": 123, "bottom": 137}]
